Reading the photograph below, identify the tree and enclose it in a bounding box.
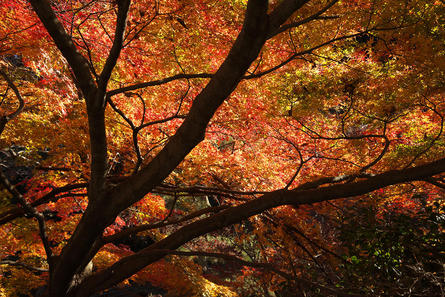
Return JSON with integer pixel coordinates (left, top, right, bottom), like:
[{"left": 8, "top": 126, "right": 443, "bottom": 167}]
[{"left": 0, "top": 0, "right": 443, "bottom": 296}]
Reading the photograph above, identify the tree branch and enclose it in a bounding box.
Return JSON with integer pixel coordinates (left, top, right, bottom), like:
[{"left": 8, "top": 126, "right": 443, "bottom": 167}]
[
  {"left": 101, "top": 0, "right": 270, "bottom": 214},
  {"left": 0, "top": 70, "right": 25, "bottom": 120},
  {"left": 0, "top": 260, "right": 49, "bottom": 273},
  {"left": 107, "top": 73, "right": 212, "bottom": 97},
  {"left": 0, "top": 69, "right": 25, "bottom": 134},
  {"left": 105, "top": 31, "right": 368, "bottom": 97},
  {"left": 0, "top": 183, "right": 88, "bottom": 225},
  {"left": 98, "top": 0, "right": 131, "bottom": 96},
  {"left": 106, "top": 205, "right": 227, "bottom": 242},
  {"left": 0, "top": 169, "right": 54, "bottom": 274},
  {"left": 28, "top": 0, "right": 96, "bottom": 98},
  {"left": 59, "top": 2, "right": 271, "bottom": 293},
  {"left": 75, "top": 157, "right": 445, "bottom": 295},
  {"left": 268, "top": 0, "right": 339, "bottom": 38},
  {"left": 267, "top": 0, "right": 311, "bottom": 36}
]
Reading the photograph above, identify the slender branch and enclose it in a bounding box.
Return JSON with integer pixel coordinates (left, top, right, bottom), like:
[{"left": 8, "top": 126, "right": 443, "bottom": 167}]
[
  {"left": 360, "top": 134, "right": 390, "bottom": 173},
  {"left": 162, "top": 192, "right": 179, "bottom": 222},
  {"left": 123, "top": 8, "right": 158, "bottom": 47},
  {"left": 271, "top": 129, "right": 306, "bottom": 189},
  {"left": 267, "top": 0, "right": 311, "bottom": 36},
  {"left": 107, "top": 97, "right": 135, "bottom": 129},
  {"left": 106, "top": 31, "right": 369, "bottom": 97},
  {"left": 264, "top": 215, "right": 334, "bottom": 282},
  {"left": 0, "top": 260, "right": 49, "bottom": 273},
  {"left": 107, "top": 95, "right": 187, "bottom": 173},
  {"left": 107, "top": 73, "right": 212, "bottom": 97},
  {"left": 0, "top": 183, "right": 88, "bottom": 225},
  {"left": 166, "top": 249, "right": 292, "bottom": 279},
  {"left": 102, "top": 205, "right": 228, "bottom": 245},
  {"left": 268, "top": 0, "right": 339, "bottom": 38},
  {"left": 76, "top": 26, "right": 98, "bottom": 79},
  {"left": 35, "top": 166, "right": 72, "bottom": 172},
  {"left": 136, "top": 114, "right": 186, "bottom": 130},
  {"left": 98, "top": 0, "right": 131, "bottom": 95},
  {"left": 0, "top": 169, "right": 54, "bottom": 273},
  {"left": 0, "top": 69, "right": 25, "bottom": 134},
  {"left": 0, "top": 70, "right": 25, "bottom": 120},
  {"left": 406, "top": 97, "right": 444, "bottom": 167},
  {"left": 283, "top": 222, "right": 347, "bottom": 263}
]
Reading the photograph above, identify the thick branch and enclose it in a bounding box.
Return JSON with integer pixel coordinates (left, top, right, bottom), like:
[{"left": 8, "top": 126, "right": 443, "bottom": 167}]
[
  {"left": 75, "top": 158, "right": 445, "bottom": 295},
  {"left": 49, "top": 2, "right": 271, "bottom": 295},
  {"left": 28, "top": 0, "right": 96, "bottom": 98},
  {"left": 102, "top": 0, "right": 270, "bottom": 214},
  {"left": 98, "top": 0, "right": 131, "bottom": 96}
]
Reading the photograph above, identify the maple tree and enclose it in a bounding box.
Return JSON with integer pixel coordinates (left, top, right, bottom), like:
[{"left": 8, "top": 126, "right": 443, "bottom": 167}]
[{"left": 0, "top": 0, "right": 444, "bottom": 296}]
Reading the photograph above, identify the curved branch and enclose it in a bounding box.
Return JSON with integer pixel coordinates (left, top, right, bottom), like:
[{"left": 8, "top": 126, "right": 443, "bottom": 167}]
[
  {"left": 0, "top": 168, "right": 54, "bottom": 273},
  {"left": 75, "top": 157, "right": 445, "bottom": 295},
  {"left": 0, "top": 69, "right": 25, "bottom": 135},
  {"left": 106, "top": 31, "right": 367, "bottom": 100},
  {"left": 0, "top": 183, "right": 88, "bottom": 225},
  {"left": 0, "top": 70, "right": 25, "bottom": 120},
  {"left": 406, "top": 97, "right": 444, "bottom": 167},
  {"left": 360, "top": 134, "right": 390, "bottom": 173},
  {"left": 107, "top": 73, "right": 212, "bottom": 97},
  {"left": 28, "top": 0, "right": 96, "bottom": 98}
]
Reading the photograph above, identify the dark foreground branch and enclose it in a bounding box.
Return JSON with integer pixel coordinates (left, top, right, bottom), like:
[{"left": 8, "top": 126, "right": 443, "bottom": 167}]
[{"left": 75, "top": 158, "right": 445, "bottom": 296}]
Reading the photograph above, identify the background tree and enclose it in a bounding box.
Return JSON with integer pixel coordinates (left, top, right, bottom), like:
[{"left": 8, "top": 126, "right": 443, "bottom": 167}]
[{"left": 0, "top": 0, "right": 443, "bottom": 296}]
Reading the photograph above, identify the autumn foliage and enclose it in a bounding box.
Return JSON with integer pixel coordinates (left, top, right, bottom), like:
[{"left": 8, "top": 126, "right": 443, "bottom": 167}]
[{"left": 0, "top": 0, "right": 444, "bottom": 296}]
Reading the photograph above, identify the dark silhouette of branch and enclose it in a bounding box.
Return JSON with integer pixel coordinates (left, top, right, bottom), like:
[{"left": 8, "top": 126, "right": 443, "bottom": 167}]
[
  {"left": 0, "top": 169, "right": 54, "bottom": 274},
  {"left": 107, "top": 73, "right": 212, "bottom": 97},
  {"left": 0, "top": 183, "right": 88, "bottom": 225},
  {"left": 0, "top": 69, "right": 25, "bottom": 134},
  {"left": 0, "top": 260, "right": 49, "bottom": 273},
  {"left": 76, "top": 157, "right": 444, "bottom": 296},
  {"left": 106, "top": 31, "right": 368, "bottom": 97},
  {"left": 98, "top": 0, "right": 131, "bottom": 94},
  {"left": 268, "top": 0, "right": 340, "bottom": 38},
  {"left": 102, "top": 205, "right": 228, "bottom": 246},
  {"left": 28, "top": 0, "right": 96, "bottom": 98}
]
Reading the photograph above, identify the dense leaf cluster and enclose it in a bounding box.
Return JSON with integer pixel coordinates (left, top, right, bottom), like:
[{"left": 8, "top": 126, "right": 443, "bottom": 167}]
[{"left": 339, "top": 200, "right": 444, "bottom": 296}]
